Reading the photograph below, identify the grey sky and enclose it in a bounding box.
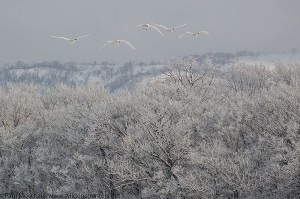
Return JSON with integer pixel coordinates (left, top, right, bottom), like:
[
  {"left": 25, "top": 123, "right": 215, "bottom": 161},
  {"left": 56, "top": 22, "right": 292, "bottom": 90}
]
[{"left": 0, "top": 0, "right": 299, "bottom": 65}]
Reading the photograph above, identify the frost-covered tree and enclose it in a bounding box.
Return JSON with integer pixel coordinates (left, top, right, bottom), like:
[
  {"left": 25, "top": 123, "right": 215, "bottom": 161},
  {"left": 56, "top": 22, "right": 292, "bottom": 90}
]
[{"left": 0, "top": 58, "right": 300, "bottom": 198}]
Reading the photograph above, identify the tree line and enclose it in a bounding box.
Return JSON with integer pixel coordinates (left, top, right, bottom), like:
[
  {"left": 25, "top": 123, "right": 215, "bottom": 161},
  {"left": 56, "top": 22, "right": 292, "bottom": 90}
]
[{"left": 0, "top": 57, "right": 299, "bottom": 198}]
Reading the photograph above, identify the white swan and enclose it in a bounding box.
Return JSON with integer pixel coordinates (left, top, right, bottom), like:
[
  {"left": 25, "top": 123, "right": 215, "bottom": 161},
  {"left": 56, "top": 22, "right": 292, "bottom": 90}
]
[
  {"left": 151, "top": 23, "right": 187, "bottom": 32},
  {"left": 100, "top": 40, "right": 135, "bottom": 51},
  {"left": 179, "top": 31, "right": 209, "bottom": 38},
  {"left": 50, "top": 34, "right": 89, "bottom": 44},
  {"left": 135, "top": 23, "right": 164, "bottom": 36}
]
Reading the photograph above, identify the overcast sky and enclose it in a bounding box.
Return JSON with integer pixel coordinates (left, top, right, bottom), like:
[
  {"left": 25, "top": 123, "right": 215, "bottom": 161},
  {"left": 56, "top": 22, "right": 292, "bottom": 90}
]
[{"left": 0, "top": 0, "right": 299, "bottom": 65}]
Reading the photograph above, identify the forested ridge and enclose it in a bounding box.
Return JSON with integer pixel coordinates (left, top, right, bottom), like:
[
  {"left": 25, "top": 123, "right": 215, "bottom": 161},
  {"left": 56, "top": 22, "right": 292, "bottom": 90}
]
[{"left": 0, "top": 57, "right": 299, "bottom": 198}]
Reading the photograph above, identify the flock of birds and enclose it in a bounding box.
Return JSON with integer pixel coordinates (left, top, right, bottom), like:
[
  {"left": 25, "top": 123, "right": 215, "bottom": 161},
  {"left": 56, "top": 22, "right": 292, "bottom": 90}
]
[{"left": 50, "top": 23, "right": 209, "bottom": 51}]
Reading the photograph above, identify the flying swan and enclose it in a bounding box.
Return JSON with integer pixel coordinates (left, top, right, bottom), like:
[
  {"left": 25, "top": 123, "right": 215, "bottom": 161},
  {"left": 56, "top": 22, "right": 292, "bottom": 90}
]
[
  {"left": 50, "top": 34, "right": 89, "bottom": 44},
  {"left": 151, "top": 23, "right": 187, "bottom": 32},
  {"left": 135, "top": 23, "right": 164, "bottom": 36},
  {"left": 179, "top": 31, "right": 209, "bottom": 38},
  {"left": 99, "top": 40, "right": 135, "bottom": 51}
]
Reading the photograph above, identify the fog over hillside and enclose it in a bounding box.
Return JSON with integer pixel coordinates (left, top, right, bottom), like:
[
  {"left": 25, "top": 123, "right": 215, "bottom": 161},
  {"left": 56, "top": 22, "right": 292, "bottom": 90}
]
[{"left": 2, "top": 51, "right": 299, "bottom": 91}]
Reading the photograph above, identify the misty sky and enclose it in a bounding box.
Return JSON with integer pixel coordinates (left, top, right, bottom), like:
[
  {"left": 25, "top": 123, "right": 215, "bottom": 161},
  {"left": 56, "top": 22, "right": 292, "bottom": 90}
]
[{"left": 0, "top": 0, "right": 299, "bottom": 65}]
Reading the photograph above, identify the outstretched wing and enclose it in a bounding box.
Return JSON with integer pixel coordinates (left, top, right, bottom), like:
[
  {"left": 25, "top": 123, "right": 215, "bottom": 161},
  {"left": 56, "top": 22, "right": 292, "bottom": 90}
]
[
  {"left": 76, "top": 34, "right": 90, "bottom": 39},
  {"left": 178, "top": 32, "right": 194, "bottom": 39},
  {"left": 99, "top": 40, "right": 113, "bottom": 51},
  {"left": 119, "top": 40, "right": 135, "bottom": 50},
  {"left": 199, "top": 31, "right": 209, "bottom": 35},
  {"left": 151, "top": 23, "right": 169, "bottom": 30},
  {"left": 136, "top": 24, "right": 145, "bottom": 28},
  {"left": 149, "top": 24, "right": 164, "bottom": 36},
  {"left": 50, "top": 35, "right": 71, "bottom": 41},
  {"left": 173, "top": 24, "right": 187, "bottom": 29}
]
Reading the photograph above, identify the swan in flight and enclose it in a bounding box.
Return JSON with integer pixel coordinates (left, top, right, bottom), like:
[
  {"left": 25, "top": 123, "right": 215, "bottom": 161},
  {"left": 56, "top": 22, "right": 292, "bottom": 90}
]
[
  {"left": 99, "top": 40, "right": 135, "bottom": 51},
  {"left": 135, "top": 23, "right": 164, "bottom": 36},
  {"left": 179, "top": 31, "right": 209, "bottom": 38},
  {"left": 151, "top": 23, "right": 187, "bottom": 32},
  {"left": 50, "top": 34, "right": 89, "bottom": 44}
]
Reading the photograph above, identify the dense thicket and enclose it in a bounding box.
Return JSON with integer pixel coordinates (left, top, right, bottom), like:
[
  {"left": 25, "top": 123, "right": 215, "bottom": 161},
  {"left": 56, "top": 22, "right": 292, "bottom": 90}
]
[{"left": 0, "top": 57, "right": 299, "bottom": 198}]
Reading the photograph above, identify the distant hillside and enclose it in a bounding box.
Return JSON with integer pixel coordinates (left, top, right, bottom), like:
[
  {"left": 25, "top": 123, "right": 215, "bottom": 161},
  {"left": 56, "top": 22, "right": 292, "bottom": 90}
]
[
  {"left": 0, "top": 60, "right": 164, "bottom": 91},
  {"left": 1, "top": 51, "right": 299, "bottom": 91}
]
